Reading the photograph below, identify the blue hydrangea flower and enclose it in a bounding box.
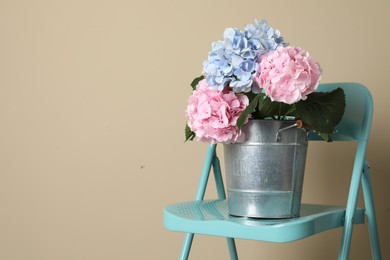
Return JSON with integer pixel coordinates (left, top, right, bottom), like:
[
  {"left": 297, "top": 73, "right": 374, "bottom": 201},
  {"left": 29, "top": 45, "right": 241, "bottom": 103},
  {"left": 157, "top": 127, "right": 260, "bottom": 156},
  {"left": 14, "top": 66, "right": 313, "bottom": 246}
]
[
  {"left": 245, "top": 20, "right": 288, "bottom": 57},
  {"left": 202, "top": 20, "right": 288, "bottom": 93}
]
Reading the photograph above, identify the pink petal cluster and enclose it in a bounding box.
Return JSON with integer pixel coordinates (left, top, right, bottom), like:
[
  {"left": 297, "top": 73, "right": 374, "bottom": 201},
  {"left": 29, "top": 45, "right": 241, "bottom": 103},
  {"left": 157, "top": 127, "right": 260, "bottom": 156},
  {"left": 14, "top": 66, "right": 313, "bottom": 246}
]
[
  {"left": 186, "top": 79, "right": 249, "bottom": 144},
  {"left": 256, "top": 46, "right": 322, "bottom": 104}
]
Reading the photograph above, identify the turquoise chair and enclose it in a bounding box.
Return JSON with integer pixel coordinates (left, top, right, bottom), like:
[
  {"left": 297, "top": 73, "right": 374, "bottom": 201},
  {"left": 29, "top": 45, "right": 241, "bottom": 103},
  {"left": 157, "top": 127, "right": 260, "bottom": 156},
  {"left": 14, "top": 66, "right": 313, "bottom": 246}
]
[{"left": 164, "top": 83, "right": 381, "bottom": 259}]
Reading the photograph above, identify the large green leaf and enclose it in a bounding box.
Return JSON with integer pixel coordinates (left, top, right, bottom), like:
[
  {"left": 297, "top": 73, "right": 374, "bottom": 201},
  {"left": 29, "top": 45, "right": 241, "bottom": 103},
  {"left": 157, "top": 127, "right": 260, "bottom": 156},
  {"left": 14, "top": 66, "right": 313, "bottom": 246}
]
[
  {"left": 257, "top": 97, "right": 293, "bottom": 119},
  {"left": 295, "top": 88, "right": 346, "bottom": 135}
]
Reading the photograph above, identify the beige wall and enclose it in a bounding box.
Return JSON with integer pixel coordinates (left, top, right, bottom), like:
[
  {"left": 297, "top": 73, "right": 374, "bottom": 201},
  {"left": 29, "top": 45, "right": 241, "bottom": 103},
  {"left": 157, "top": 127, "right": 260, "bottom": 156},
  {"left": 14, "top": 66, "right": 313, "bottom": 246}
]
[{"left": 0, "top": 0, "right": 389, "bottom": 259}]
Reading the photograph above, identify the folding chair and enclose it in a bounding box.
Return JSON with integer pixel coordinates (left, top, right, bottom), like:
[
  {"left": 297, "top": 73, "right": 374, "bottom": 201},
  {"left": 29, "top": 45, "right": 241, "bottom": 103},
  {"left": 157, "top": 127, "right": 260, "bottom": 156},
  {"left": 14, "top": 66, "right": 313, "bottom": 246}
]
[{"left": 164, "top": 82, "right": 381, "bottom": 259}]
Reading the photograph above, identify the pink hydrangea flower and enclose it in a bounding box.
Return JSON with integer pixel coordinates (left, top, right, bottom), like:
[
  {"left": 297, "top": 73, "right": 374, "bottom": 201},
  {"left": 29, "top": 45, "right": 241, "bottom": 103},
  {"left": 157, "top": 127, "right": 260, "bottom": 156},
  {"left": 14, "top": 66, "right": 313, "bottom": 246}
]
[
  {"left": 186, "top": 79, "right": 249, "bottom": 144},
  {"left": 256, "top": 46, "right": 322, "bottom": 104}
]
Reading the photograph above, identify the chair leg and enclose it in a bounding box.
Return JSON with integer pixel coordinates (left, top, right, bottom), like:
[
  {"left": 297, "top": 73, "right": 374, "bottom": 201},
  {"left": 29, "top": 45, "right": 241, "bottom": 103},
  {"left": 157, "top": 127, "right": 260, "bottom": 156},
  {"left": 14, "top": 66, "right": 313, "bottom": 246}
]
[
  {"left": 338, "top": 145, "right": 368, "bottom": 260},
  {"left": 180, "top": 144, "right": 239, "bottom": 259},
  {"left": 338, "top": 221, "right": 352, "bottom": 260},
  {"left": 180, "top": 233, "right": 194, "bottom": 260},
  {"left": 226, "top": 237, "right": 238, "bottom": 260},
  {"left": 362, "top": 163, "right": 382, "bottom": 260},
  {"left": 212, "top": 155, "right": 227, "bottom": 199},
  {"left": 213, "top": 155, "right": 239, "bottom": 259},
  {"left": 194, "top": 144, "right": 217, "bottom": 201},
  {"left": 179, "top": 235, "right": 237, "bottom": 260},
  {"left": 179, "top": 145, "right": 217, "bottom": 259}
]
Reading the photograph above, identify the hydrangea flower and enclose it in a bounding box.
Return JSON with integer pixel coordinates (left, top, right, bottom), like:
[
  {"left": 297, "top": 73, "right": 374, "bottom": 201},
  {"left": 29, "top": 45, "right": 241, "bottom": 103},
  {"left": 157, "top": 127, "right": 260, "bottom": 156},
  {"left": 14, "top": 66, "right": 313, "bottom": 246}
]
[
  {"left": 185, "top": 20, "right": 345, "bottom": 144},
  {"left": 203, "top": 20, "right": 288, "bottom": 93},
  {"left": 256, "top": 46, "right": 322, "bottom": 104},
  {"left": 185, "top": 79, "right": 249, "bottom": 144},
  {"left": 245, "top": 20, "right": 287, "bottom": 56}
]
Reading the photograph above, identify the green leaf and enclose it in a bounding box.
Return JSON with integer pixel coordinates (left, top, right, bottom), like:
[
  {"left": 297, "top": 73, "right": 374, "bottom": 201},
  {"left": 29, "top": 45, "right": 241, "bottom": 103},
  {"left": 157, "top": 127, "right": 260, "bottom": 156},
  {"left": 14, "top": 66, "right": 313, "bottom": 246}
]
[
  {"left": 237, "top": 93, "right": 263, "bottom": 129},
  {"left": 190, "top": 75, "right": 204, "bottom": 90},
  {"left": 295, "top": 88, "right": 346, "bottom": 135},
  {"left": 258, "top": 97, "right": 293, "bottom": 119},
  {"left": 185, "top": 124, "right": 196, "bottom": 142}
]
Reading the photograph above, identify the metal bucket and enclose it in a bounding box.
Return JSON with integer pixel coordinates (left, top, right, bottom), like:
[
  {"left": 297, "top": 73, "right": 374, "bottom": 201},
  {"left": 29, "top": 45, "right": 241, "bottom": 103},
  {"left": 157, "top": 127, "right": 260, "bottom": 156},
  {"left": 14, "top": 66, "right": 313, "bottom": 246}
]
[{"left": 224, "top": 119, "right": 308, "bottom": 218}]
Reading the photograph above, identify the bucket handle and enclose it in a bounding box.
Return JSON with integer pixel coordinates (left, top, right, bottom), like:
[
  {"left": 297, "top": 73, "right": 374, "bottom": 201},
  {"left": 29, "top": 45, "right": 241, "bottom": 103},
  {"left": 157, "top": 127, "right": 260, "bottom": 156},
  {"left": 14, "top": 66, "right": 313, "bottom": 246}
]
[{"left": 275, "top": 120, "right": 304, "bottom": 142}]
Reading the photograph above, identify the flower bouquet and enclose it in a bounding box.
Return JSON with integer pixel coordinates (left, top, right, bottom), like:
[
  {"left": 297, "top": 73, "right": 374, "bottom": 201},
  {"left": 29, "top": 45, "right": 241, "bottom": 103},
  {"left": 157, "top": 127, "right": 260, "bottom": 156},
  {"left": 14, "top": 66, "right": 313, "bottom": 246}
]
[{"left": 185, "top": 20, "right": 345, "bottom": 143}]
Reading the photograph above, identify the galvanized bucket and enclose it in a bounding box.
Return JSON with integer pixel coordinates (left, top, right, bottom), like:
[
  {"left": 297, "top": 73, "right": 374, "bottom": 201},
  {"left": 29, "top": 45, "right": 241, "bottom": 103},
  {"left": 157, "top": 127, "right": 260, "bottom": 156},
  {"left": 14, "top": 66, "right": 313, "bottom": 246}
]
[{"left": 224, "top": 119, "right": 308, "bottom": 218}]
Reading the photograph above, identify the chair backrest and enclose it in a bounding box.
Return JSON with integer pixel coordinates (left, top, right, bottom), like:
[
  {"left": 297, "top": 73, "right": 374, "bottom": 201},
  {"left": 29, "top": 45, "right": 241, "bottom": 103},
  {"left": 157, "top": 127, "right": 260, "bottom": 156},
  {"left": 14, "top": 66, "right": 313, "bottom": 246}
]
[{"left": 309, "top": 82, "right": 373, "bottom": 142}]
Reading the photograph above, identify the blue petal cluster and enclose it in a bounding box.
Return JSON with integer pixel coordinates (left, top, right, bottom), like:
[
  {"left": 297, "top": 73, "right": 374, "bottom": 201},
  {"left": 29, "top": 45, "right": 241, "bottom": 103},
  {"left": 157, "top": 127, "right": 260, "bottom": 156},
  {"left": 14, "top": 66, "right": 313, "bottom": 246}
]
[{"left": 203, "top": 20, "right": 288, "bottom": 93}]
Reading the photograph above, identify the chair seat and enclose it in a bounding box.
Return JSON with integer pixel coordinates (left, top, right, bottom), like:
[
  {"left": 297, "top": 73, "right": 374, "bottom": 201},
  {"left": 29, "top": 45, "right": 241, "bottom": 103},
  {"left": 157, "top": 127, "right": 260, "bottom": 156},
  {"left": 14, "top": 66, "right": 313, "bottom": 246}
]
[{"left": 164, "top": 200, "right": 365, "bottom": 243}]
